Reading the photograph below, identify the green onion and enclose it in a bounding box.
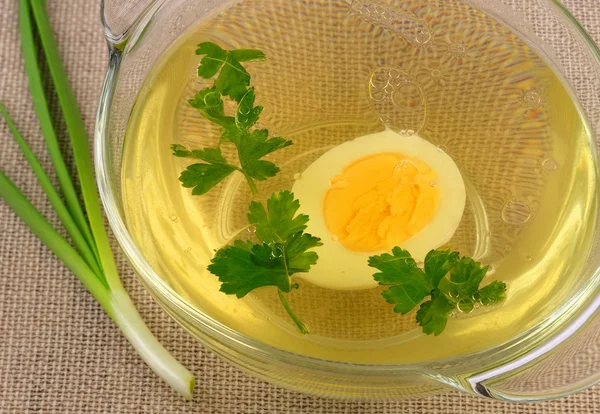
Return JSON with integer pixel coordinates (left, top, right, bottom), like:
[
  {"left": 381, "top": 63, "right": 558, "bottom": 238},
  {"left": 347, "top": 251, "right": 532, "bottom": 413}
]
[
  {"left": 0, "top": 171, "right": 112, "bottom": 311},
  {"left": 0, "top": 104, "right": 103, "bottom": 280},
  {"left": 0, "top": 0, "right": 195, "bottom": 399},
  {"left": 28, "top": 0, "right": 120, "bottom": 290},
  {"left": 18, "top": 0, "right": 98, "bottom": 259}
]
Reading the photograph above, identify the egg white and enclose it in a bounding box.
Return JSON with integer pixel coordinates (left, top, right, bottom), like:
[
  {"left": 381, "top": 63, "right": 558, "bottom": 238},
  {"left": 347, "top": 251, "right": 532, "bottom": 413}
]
[{"left": 291, "top": 129, "right": 466, "bottom": 290}]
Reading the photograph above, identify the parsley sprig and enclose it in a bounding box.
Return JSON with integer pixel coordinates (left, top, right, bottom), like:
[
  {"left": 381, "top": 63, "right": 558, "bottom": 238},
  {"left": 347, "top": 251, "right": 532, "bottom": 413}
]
[
  {"left": 173, "top": 42, "right": 291, "bottom": 196},
  {"left": 369, "top": 248, "right": 506, "bottom": 336},
  {"left": 208, "top": 191, "right": 322, "bottom": 334},
  {"left": 174, "top": 43, "right": 509, "bottom": 339}
]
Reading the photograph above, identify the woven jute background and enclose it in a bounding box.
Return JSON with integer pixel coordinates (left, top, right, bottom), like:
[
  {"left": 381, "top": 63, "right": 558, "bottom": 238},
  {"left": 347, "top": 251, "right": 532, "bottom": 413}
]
[{"left": 1, "top": 0, "right": 600, "bottom": 412}]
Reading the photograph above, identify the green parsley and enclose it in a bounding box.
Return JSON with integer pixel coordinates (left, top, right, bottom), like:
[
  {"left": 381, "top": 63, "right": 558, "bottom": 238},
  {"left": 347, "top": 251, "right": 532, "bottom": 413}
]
[
  {"left": 173, "top": 42, "right": 291, "bottom": 196},
  {"left": 207, "top": 190, "right": 322, "bottom": 334},
  {"left": 369, "top": 248, "right": 507, "bottom": 336}
]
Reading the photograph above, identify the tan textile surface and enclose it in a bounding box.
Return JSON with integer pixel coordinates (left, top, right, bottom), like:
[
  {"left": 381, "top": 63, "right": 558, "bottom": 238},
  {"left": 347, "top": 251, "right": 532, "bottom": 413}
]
[{"left": 1, "top": 0, "right": 599, "bottom": 412}]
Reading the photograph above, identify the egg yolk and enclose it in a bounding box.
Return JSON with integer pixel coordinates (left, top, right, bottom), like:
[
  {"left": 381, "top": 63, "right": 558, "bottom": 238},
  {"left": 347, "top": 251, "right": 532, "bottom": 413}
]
[{"left": 323, "top": 152, "right": 440, "bottom": 252}]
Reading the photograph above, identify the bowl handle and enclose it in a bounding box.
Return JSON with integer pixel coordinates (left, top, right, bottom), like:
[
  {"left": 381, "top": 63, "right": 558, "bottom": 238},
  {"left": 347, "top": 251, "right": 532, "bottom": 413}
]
[
  {"left": 100, "top": 0, "right": 158, "bottom": 45},
  {"left": 464, "top": 294, "right": 600, "bottom": 402}
]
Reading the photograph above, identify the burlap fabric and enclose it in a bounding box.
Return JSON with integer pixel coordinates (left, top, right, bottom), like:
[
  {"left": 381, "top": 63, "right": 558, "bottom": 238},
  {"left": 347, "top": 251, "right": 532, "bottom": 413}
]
[{"left": 1, "top": 0, "right": 599, "bottom": 412}]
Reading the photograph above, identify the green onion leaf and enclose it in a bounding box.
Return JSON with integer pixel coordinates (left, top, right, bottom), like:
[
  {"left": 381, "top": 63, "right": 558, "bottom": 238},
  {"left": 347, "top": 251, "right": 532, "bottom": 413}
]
[
  {"left": 0, "top": 0, "right": 197, "bottom": 399},
  {"left": 0, "top": 104, "right": 103, "bottom": 281},
  {"left": 18, "top": 0, "right": 98, "bottom": 259}
]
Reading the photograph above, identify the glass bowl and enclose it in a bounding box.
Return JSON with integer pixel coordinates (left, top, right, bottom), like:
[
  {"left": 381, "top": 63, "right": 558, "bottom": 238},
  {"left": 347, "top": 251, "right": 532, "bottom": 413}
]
[{"left": 96, "top": 0, "right": 600, "bottom": 401}]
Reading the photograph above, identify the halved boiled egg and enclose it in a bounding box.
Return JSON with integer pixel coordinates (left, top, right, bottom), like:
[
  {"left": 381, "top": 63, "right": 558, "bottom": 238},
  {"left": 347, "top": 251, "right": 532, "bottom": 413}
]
[{"left": 291, "top": 129, "right": 466, "bottom": 290}]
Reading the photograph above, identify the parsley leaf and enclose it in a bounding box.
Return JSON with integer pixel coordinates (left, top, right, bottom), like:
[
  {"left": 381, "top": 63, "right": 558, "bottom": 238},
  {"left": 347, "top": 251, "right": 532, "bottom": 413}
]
[
  {"left": 174, "top": 43, "right": 291, "bottom": 197},
  {"left": 440, "top": 257, "right": 489, "bottom": 299},
  {"left": 416, "top": 289, "right": 455, "bottom": 336},
  {"left": 196, "top": 42, "right": 265, "bottom": 102},
  {"left": 207, "top": 191, "right": 322, "bottom": 334},
  {"left": 368, "top": 247, "right": 431, "bottom": 314},
  {"left": 178, "top": 163, "right": 236, "bottom": 196},
  {"left": 188, "top": 87, "right": 238, "bottom": 137},
  {"left": 369, "top": 248, "right": 507, "bottom": 336},
  {"left": 172, "top": 144, "right": 237, "bottom": 195},
  {"left": 285, "top": 232, "right": 322, "bottom": 273},
  {"left": 209, "top": 240, "right": 290, "bottom": 297},
  {"left": 236, "top": 88, "right": 263, "bottom": 131},
  {"left": 248, "top": 189, "right": 309, "bottom": 242},
  {"left": 171, "top": 144, "right": 227, "bottom": 164},
  {"left": 189, "top": 87, "right": 225, "bottom": 118},
  {"left": 477, "top": 280, "right": 507, "bottom": 305},
  {"left": 424, "top": 249, "right": 459, "bottom": 288},
  {"left": 237, "top": 129, "right": 292, "bottom": 181}
]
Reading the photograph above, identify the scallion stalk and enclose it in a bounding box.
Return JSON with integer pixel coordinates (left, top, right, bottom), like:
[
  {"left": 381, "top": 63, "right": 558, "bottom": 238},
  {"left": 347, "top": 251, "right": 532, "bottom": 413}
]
[{"left": 0, "top": 0, "right": 195, "bottom": 399}]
